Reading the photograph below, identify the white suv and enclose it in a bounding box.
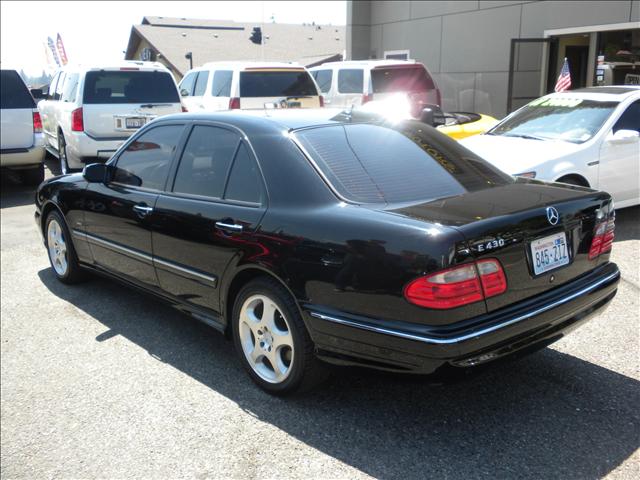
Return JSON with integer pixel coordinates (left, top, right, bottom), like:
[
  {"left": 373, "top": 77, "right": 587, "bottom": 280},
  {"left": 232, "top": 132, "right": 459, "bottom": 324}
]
[
  {"left": 39, "top": 61, "right": 183, "bottom": 173},
  {"left": 0, "top": 69, "right": 46, "bottom": 185},
  {"left": 309, "top": 60, "right": 441, "bottom": 112},
  {"left": 178, "top": 62, "right": 322, "bottom": 112}
]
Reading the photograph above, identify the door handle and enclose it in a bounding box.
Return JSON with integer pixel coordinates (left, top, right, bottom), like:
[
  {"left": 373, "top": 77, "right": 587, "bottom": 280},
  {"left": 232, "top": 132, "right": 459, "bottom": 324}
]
[
  {"left": 215, "top": 221, "right": 243, "bottom": 233},
  {"left": 133, "top": 204, "right": 154, "bottom": 216}
]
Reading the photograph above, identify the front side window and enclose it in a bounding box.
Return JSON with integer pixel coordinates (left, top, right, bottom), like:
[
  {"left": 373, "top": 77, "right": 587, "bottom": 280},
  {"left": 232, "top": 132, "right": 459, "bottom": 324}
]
[
  {"left": 313, "top": 70, "right": 332, "bottom": 94},
  {"left": 179, "top": 71, "right": 198, "bottom": 97},
  {"left": 211, "top": 70, "right": 233, "bottom": 97},
  {"left": 83, "top": 71, "right": 179, "bottom": 104},
  {"left": 613, "top": 100, "right": 640, "bottom": 133},
  {"left": 172, "top": 126, "right": 240, "bottom": 198},
  {"left": 239, "top": 70, "right": 318, "bottom": 97},
  {"left": 490, "top": 96, "right": 619, "bottom": 143},
  {"left": 295, "top": 122, "right": 511, "bottom": 204},
  {"left": 337, "top": 69, "right": 364, "bottom": 94},
  {"left": 112, "top": 125, "right": 184, "bottom": 190},
  {"left": 193, "top": 71, "right": 209, "bottom": 96},
  {"left": 53, "top": 72, "right": 66, "bottom": 100}
]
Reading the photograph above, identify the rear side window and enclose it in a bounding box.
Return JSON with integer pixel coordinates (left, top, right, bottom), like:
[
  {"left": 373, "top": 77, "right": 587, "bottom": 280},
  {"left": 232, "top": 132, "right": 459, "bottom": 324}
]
[
  {"left": 239, "top": 71, "right": 318, "bottom": 97},
  {"left": 62, "top": 73, "right": 79, "bottom": 102},
  {"left": 112, "top": 125, "right": 184, "bottom": 190},
  {"left": 193, "top": 71, "right": 209, "bottom": 96},
  {"left": 211, "top": 70, "right": 233, "bottom": 97},
  {"left": 313, "top": 70, "right": 332, "bottom": 94},
  {"left": 179, "top": 71, "right": 198, "bottom": 96},
  {"left": 337, "top": 69, "right": 363, "bottom": 94},
  {"left": 83, "top": 71, "right": 179, "bottom": 104},
  {"left": 295, "top": 123, "right": 511, "bottom": 204},
  {"left": 225, "top": 143, "right": 264, "bottom": 204},
  {"left": 371, "top": 66, "right": 435, "bottom": 93},
  {"left": 0, "top": 70, "right": 35, "bottom": 109},
  {"left": 173, "top": 126, "right": 240, "bottom": 198}
]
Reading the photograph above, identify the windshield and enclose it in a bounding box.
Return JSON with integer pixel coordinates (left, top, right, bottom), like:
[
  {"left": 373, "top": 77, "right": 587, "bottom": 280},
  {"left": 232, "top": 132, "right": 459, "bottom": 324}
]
[
  {"left": 294, "top": 121, "right": 512, "bottom": 205},
  {"left": 239, "top": 70, "right": 318, "bottom": 98},
  {"left": 490, "top": 96, "right": 618, "bottom": 143},
  {"left": 371, "top": 66, "right": 434, "bottom": 94},
  {"left": 83, "top": 71, "right": 179, "bottom": 104}
]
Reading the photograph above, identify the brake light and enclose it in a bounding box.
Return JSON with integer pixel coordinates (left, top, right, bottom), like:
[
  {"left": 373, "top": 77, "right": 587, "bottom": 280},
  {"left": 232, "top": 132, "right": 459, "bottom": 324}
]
[
  {"left": 404, "top": 259, "right": 507, "bottom": 309},
  {"left": 32, "top": 111, "right": 42, "bottom": 133},
  {"left": 319, "top": 95, "right": 324, "bottom": 107},
  {"left": 589, "top": 216, "right": 615, "bottom": 260},
  {"left": 361, "top": 93, "right": 373, "bottom": 105},
  {"left": 71, "top": 108, "right": 83, "bottom": 132},
  {"left": 181, "top": 105, "right": 188, "bottom": 112},
  {"left": 229, "top": 97, "right": 240, "bottom": 109}
]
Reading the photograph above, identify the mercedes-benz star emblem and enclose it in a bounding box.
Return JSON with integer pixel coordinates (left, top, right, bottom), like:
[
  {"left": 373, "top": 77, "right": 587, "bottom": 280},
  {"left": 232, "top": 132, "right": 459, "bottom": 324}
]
[{"left": 546, "top": 206, "right": 559, "bottom": 225}]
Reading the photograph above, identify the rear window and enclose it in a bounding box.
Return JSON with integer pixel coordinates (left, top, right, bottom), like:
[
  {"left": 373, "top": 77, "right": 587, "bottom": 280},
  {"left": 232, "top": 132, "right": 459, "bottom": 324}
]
[
  {"left": 239, "top": 70, "right": 318, "bottom": 98},
  {"left": 371, "top": 66, "right": 435, "bottom": 93},
  {"left": 83, "top": 71, "right": 179, "bottom": 104},
  {"left": 294, "top": 122, "right": 511, "bottom": 204},
  {"left": 1, "top": 70, "right": 35, "bottom": 109}
]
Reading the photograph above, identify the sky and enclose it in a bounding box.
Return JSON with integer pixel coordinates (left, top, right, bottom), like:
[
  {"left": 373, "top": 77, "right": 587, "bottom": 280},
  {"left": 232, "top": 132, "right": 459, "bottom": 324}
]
[{"left": 0, "top": 1, "right": 346, "bottom": 76}]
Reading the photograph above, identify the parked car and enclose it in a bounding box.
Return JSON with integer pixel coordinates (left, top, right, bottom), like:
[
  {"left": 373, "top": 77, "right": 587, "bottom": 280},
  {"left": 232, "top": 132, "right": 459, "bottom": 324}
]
[
  {"left": 35, "top": 110, "right": 620, "bottom": 394},
  {"left": 460, "top": 86, "right": 640, "bottom": 209},
  {"left": 309, "top": 60, "right": 441, "bottom": 111},
  {"left": 1, "top": 69, "right": 46, "bottom": 185},
  {"left": 354, "top": 93, "right": 498, "bottom": 139},
  {"left": 38, "top": 61, "right": 183, "bottom": 174},
  {"left": 178, "top": 62, "right": 323, "bottom": 112}
]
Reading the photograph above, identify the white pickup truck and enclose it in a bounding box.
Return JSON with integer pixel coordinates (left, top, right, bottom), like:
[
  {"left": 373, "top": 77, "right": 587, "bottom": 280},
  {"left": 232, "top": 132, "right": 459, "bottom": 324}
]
[
  {"left": 0, "top": 69, "right": 46, "bottom": 185},
  {"left": 38, "top": 61, "right": 183, "bottom": 173}
]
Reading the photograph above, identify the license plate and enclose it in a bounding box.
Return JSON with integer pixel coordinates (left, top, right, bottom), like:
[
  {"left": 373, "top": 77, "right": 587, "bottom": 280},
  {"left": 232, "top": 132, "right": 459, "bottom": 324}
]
[
  {"left": 530, "top": 232, "right": 570, "bottom": 275},
  {"left": 125, "top": 117, "right": 146, "bottom": 129}
]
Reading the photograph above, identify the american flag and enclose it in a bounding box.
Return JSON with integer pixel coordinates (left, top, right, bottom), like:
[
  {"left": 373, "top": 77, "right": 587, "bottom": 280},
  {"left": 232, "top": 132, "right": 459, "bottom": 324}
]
[{"left": 555, "top": 58, "right": 571, "bottom": 92}]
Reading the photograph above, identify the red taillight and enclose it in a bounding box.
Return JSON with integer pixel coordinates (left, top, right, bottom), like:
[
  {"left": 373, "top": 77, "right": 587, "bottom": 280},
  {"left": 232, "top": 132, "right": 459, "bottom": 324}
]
[
  {"left": 71, "top": 108, "right": 83, "bottom": 132},
  {"left": 361, "top": 94, "right": 373, "bottom": 105},
  {"left": 319, "top": 95, "right": 324, "bottom": 107},
  {"left": 229, "top": 97, "right": 240, "bottom": 109},
  {"left": 181, "top": 105, "right": 188, "bottom": 112},
  {"left": 404, "top": 259, "right": 507, "bottom": 309},
  {"left": 32, "top": 111, "right": 42, "bottom": 133},
  {"left": 589, "top": 217, "right": 615, "bottom": 260}
]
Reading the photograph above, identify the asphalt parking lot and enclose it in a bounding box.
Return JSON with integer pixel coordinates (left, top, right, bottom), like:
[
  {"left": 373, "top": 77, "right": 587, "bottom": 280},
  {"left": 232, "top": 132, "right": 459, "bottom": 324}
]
[{"left": 1, "top": 160, "right": 639, "bottom": 479}]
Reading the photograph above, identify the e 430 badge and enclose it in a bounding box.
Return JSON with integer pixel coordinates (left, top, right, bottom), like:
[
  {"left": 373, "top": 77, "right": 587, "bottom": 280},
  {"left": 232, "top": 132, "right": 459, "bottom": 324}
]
[{"left": 475, "top": 238, "right": 506, "bottom": 252}]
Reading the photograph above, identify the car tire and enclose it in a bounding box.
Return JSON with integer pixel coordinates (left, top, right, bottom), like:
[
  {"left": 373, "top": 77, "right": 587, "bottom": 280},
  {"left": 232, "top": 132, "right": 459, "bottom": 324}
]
[
  {"left": 57, "top": 132, "right": 70, "bottom": 175},
  {"left": 232, "top": 277, "right": 328, "bottom": 395},
  {"left": 45, "top": 210, "right": 86, "bottom": 284},
  {"left": 21, "top": 164, "right": 45, "bottom": 186}
]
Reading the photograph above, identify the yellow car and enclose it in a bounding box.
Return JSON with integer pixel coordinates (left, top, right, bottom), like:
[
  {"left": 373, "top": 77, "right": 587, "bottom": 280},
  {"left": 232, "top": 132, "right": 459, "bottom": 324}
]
[{"left": 436, "top": 112, "right": 499, "bottom": 140}]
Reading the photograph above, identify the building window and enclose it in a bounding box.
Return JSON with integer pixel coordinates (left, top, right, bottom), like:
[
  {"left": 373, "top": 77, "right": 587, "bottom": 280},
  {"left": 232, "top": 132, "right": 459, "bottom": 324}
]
[{"left": 384, "top": 50, "right": 410, "bottom": 61}]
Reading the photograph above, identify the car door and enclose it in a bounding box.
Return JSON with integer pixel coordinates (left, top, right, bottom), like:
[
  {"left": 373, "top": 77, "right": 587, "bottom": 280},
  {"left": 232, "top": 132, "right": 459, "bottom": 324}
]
[
  {"left": 335, "top": 68, "right": 364, "bottom": 108},
  {"left": 189, "top": 70, "right": 209, "bottom": 111},
  {"left": 151, "top": 123, "right": 267, "bottom": 317},
  {"left": 82, "top": 123, "right": 186, "bottom": 289},
  {"left": 178, "top": 71, "right": 199, "bottom": 112},
  {"left": 311, "top": 69, "right": 333, "bottom": 105},
  {"left": 39, "top": 71, "right": 61, "bottom": 146},
  {"left": 598, "top": 99, "right": 640, "bottom": 205}
]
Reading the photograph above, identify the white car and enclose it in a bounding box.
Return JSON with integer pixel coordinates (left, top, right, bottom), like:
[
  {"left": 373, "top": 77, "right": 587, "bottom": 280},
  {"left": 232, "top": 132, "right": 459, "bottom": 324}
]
[
  {"left": 460, "top": 87, "right": 640, "bottom": 209},
  {"left": 39, "top": 61, "right": 183, "bottom": 173},
  {"left": 178, "top": 62, "right": 322, "bottom": 112},
  {"left": 0, "top": 69, "right": 46, "bottom": 185},
  {"left": 309, "top": 60, "right": 441, "bottom": 110}
]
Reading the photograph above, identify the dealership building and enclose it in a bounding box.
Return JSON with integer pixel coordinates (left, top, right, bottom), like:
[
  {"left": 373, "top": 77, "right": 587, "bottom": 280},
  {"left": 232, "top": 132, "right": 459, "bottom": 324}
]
[{"left": 347, "top": 1, "right": 640, "bottom": 117}]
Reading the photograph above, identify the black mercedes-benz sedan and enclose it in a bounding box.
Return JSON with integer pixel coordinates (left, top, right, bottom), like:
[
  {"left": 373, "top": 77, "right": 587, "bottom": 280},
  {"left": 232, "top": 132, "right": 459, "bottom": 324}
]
[{"left": 35, "top": 109, "right": 620, "bottom": 394}]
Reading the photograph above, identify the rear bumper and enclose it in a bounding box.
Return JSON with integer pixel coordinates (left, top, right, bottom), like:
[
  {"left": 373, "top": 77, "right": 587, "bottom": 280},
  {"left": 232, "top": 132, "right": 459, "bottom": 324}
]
[
  {"left": 1, "top": 135, "right": 45, "bottom": 168},
  {"left": 65, "top": 132, "right": 129, "bottom": 168},
  {"left": 304, "top": 262, "right": 620, "bottom": 374}
]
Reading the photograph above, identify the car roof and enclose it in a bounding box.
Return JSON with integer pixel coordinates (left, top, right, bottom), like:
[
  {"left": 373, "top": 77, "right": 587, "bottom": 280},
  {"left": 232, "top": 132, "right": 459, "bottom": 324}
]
[
  {"left": 198, "top": 61, "right": 304, "bottom": 70},
  {"left": 310, "top": 59, "right": 421, "bottom": 69},
  {"left": 546, "top": 86, "right": 640, "bottom": 101},
  {"left": 57, "top": 61, "right": 171, "bottom": 73},
  {"left": 155, "top": 108, "right": 366, "bottom": 132}
]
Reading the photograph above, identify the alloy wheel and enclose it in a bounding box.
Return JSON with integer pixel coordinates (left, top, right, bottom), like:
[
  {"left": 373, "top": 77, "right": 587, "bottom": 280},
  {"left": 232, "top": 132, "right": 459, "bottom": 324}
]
[
  {"left": 238, "top": 294, "right": 294, "bottom": 384},
  {"left": 47, "top": 218, "right": 68, "bottom": 276}
]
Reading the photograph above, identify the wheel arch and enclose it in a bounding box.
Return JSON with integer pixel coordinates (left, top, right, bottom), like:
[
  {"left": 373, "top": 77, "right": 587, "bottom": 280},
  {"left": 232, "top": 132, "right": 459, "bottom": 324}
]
[
  {"left": 554, "top": 173, "right": 591, "bottom": 187},
  {"left": 40, "top": 200, "right": 67, "bottom": 234}
]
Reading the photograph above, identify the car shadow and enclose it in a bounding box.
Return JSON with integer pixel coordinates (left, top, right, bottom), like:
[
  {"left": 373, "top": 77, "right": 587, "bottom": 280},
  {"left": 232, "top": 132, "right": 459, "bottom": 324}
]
[
  {"left": 0, "top": 156, "right": 59, "bottom": 209},
  {"left": 37, "top": 268, "right": 639, "bottom": 479},
  {"left": 613, "top": 205, "right": 639, "bottom": 242}
]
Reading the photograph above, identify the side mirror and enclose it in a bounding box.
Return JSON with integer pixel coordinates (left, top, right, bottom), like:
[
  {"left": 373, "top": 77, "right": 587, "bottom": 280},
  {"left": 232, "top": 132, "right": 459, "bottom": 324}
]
[
  {"left": 30, "top": 88, "right": 44, "bottom": 100},
  {"left": 82, "top": 163, "right": 109, "bottom": 183},
  {"left": 180, "top": 89, "right": 190, "bottom": 97},
  {"left": 608, "top": 129, "right": 639, "bottom": 144}
]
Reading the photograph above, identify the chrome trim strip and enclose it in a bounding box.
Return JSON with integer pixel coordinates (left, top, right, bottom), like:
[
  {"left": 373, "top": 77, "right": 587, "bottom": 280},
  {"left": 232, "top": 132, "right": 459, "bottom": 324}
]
[
  {"left": 153, "top": 257, "right": 217, "bottom": 284},
  {"left": 72, "top": 229, "right": 216, "bottom": 284},
  {"left": 309, "top": 271, "right": 619, "bottom": 345},
  {"left": 76, "top": 230, "right": 153, "bottom": 262}
]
